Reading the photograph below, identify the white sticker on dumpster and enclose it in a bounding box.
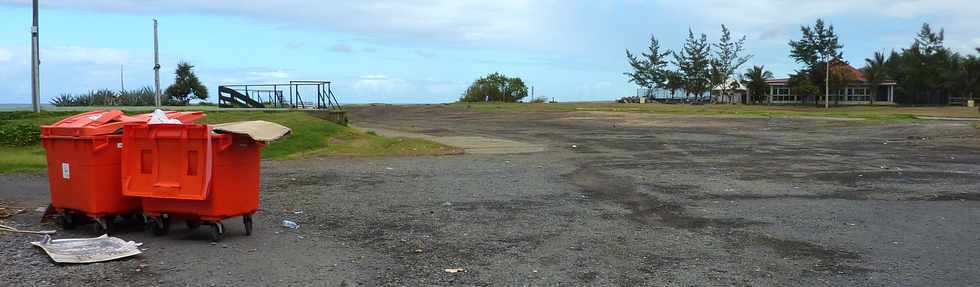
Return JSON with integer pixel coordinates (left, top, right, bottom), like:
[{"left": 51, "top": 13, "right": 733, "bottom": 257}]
[{"left": 61, "top": 163, "right": 70, "bottom": 179}]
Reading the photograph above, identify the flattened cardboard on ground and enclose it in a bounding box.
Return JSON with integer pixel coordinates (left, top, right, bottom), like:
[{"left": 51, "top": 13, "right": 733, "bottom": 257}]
[
  {"left": 31, "top": 235, "right": 142, "bottom": 264},
  {"left": 211, "top": 120, "right": 291, "bottom": 142}
]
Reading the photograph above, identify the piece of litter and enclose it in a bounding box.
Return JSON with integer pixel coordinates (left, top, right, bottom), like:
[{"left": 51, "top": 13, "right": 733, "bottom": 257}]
[
  {"left": 282, "top": 220, "right": 300, "bottom": 229},
  {"left": 445, "top": 268, "right": 466, "bottom": 273},
  {"left": 570, "top": 145, "right": 577, "bottom": 149},
  {"left": 293, "top": 211, "right": 304, "bottom": 214},
  {"left": 31, "top": 235, "right": 142, "bottom": 264},
  {"left": 0, "top": 224, "right": 55, "bottom": 235},
  {"left": 385, "top": 167, "right": 394, "bottom": 170}
]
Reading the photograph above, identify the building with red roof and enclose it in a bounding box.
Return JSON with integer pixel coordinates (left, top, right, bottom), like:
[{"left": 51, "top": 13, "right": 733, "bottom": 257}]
[{"left": 762, "top": 60, "right": 897, "bottom": 105}]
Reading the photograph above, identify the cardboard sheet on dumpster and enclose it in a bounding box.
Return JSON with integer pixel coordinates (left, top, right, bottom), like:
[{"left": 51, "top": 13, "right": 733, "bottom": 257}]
[
  {"left": 31, "top": 235, "right": 142, "bottom": 264},
  {"left": 212, "top": 120, "right": 291, "bottom": 142}
]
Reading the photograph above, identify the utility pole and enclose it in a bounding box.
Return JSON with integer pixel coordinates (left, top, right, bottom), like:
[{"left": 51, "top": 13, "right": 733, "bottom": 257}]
[
  {"left": 30, "top": 0, "right": 40, "bottom": 112},
  {"left": 153, "top": 19, "right": 161, "bottom": 107},
  {"left": 120, "top": 65, "right": 125, "bottom": 92},
  {"left": 825, "top": 57, "right": 830, "bottom": 109}
]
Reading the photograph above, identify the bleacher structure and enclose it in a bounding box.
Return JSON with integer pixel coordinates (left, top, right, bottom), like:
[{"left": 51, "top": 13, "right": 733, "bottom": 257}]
[{"left": 218, "top": 81, "right": 341, "bottom": 110}]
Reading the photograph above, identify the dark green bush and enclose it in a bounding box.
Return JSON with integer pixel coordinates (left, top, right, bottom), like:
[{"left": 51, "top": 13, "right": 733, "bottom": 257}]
[{"left": 0, "top": 123, "right": 41, "bottom": 146}]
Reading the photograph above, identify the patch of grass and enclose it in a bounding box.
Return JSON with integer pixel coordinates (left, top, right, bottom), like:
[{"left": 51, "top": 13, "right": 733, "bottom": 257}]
[
  {"left": 0, "top": 110, "right": 456, "bottom": 173},
  {"left": 0, "top": 146, "right": 47, "bottom": 173},
  {"left": 311, "top": 129, "right": 461, "bottom": 157},
  {"left": 451, "top": 102, "right": 980, "bottom": 121}
]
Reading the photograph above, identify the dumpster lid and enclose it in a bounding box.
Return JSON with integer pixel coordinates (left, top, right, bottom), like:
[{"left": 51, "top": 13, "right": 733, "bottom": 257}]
[
  {"left": 211, "top": 120, "right": 291, "bottom": 141},
  {"left": 118, "top": 110, "right": 206, "bottom": 124},
  {"left": 42, "top": 110, "right": 207, "bottom": 137},
  {"left": 41, "top": 110, "right": 128, "bottom": 136}
]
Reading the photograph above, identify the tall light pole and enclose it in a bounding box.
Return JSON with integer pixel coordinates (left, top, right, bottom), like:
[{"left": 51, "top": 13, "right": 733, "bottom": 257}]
[
  {"left": 153, "top": 19, "right": 161, "bottom": 107},
  {"left": 825, "top": 58, "right": 830, "bottom": 109},
  {"left": 30, "top": 0, "right": 40, "bottom": 112}
]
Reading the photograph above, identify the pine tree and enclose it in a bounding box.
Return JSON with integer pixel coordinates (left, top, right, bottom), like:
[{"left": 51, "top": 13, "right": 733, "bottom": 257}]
[
  {"left": 625, "top": 36, "right": 672, "bottom": 96},
  {"left": 164, "top": 62, "right": 208, "bottom": 105},
  {"left": 712, "top": 25, "right": 752, "bottom": 103},
  {"left": 674, "top": 30, "right": 712, "bottom": 101}
]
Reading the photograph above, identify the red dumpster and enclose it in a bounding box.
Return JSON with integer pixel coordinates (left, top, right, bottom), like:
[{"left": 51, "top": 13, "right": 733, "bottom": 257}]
[
  {"left": 41, "top": 110, "right": 205, "bottom": 234},
  {"left": 121, "top": 123, "right": 265, "bottom": 241}
]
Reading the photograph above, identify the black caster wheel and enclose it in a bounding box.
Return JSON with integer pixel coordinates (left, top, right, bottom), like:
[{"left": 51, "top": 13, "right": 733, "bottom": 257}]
[
  {"left": 92, "top": 215, "right": 115, "bottom": 235},
  {"left": 210, "top": 222, "right": 225, "bottom": 242},
  {"left": 186, "top": 220, "right": 202, "bottom": 230},
  {"left": 243, "top": 215, "right": 253, "bottom": 236},
  {"left": 56, "top": 211, "right": 76, "bottom": 230},
  {"left": 150, "top": 216, "right": 171, "bottom": 236}
]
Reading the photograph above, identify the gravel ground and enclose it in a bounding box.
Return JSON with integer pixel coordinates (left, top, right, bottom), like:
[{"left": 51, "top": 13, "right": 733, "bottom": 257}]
[{"left": 2, "top": 105, "right": 979, "bottom": 286}]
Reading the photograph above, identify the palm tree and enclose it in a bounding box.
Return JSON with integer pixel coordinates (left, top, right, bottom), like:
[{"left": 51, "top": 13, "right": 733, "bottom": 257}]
[
  {"left": 740, "top": 66, "right": 773, "bottom": 104},
  {"left": 862, "top": 51, "right": 888, "bottom": 105}
]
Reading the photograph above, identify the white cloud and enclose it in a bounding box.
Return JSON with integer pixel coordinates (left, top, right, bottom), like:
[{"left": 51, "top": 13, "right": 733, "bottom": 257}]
[
  {"left": 41, "top": 46, "right": 130, "bottom": 65},
  {"left": 0, "top": 48, "right": 11, "bottom": 63},
  {"left": 328, "top": 43, "right": 353, "bottom": 53},
  {"left": 2, "top": 0, "right": 536, "bottom": 46},
  {"left": 247, "top": 70, "right": 289, "bottom": 80}
]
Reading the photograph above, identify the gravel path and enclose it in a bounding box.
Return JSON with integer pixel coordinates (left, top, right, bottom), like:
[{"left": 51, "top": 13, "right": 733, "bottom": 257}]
[{"left": 2, "top": 105, "right": 979, "bottom": 286}]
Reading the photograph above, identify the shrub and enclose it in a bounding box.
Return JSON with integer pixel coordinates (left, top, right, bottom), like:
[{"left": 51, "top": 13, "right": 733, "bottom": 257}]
[
  {"left": 459, "top": 72, "right": 528, "bottom": 102},
  {"left": 118, "top": 86, "right": 157, "bottom": 106},
  {"left": 0, "top": 123, "right": 40, "bottom": 147}
]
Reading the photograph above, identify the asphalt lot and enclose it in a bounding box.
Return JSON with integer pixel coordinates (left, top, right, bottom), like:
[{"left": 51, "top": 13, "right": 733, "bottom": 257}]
[{"left": 2, "top": 104, "right": 979, "bottom": 286}]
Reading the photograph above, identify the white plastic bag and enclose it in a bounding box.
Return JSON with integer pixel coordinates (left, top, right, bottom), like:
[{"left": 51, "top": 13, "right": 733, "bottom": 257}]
[{"left": 147, "top": 109, "right": 182, "bottom": 124}]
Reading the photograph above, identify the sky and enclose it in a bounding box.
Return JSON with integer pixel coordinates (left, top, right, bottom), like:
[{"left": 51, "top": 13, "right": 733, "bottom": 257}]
[{"left": 0, "top": 0, "right": 978, "bottom": 104}]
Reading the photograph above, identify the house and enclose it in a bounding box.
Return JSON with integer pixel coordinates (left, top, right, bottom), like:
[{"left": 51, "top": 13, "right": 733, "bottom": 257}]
[
  {"left": 764, "top": 61, "right": 897, "bottom": 105},
  {"left": 711, "top": 79, "right": 748, "bottom": 104}
]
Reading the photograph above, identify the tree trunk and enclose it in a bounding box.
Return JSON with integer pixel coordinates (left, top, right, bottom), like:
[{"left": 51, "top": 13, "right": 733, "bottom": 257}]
[{"left": 870, "top": 86, "right": 875, "bottom": 106}]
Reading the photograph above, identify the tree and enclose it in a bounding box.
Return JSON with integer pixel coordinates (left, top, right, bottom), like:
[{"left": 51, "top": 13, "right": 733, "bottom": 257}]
[
  {"left": 712, "top": 25, "right": 752, "bottom": 103},
  {"left": 961, "top": 50, "right": 980, "bottom": 102},
  {"left": 885, "top": 23, "right": 957, "bottom": 105},
  {"left": 740, "top": 65, "right": 772, "bottom": 104},
  {"left": 625, "top": 36, "right": 672, "bottom": 94},
  {"left": 827, "top": 61, "right": 857, "bottom": 105},
  {"left": 459, "top": 72, "right": 528, "bottom": 102},
  {"left": 862, "top": 51, "right": 889, "bottom": 104},
  {"left": 788, "top": 19, "right": 842, "bottom": 107},
  {"left": 664, "top": 70, "right": 685, "bottom": 98},
  {"left": 674, "top": 30, "right": 712, "bottom": 101},
  {"left": 788, "top": 72, "right": 819, "bottom": 103},
  {"left": 164, "top": 62, "right": 208, "bottom": 105}
]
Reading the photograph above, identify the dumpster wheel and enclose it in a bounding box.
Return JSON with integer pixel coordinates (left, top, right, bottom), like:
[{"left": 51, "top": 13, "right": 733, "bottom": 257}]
[
  {"left": 150, "top": 215, "right": 171, "bottom": 236},
  {"left": 186, "top": 220, "right": 202, "bottom": 230},
  {"left": 210, "top": 222, "right": 225, "bottom": 242},
  {"left": 243, "top": 215, "right": 253, "bottom": 236},
  {"left": 92, "top": 215, "right": 115, "bottom": 235},
  {"left": 56, "top": 211, "right": 76, "bottom": 230}
]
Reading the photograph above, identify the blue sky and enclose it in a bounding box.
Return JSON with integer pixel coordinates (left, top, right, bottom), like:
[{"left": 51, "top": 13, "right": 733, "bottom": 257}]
[{"left": 0, "top": 0, "right": 978, "bottom": 104}]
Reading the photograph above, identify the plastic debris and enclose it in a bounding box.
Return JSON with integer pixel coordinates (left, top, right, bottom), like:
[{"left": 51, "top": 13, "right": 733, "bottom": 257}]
[
  {"left": 282, "top": 220, "right": 300, "bottom": 229},
  {"left": 0, "top": 224, "right": 55, "bottom": 235},
  {"left": 444, "top": 268, "right": 466, "bottom": 273},
  {"left": 31, "top": 235, "right": 142, "bottom": 264},
  {"left": 147, "top": 109, "right": 182, "bottom": 125}
]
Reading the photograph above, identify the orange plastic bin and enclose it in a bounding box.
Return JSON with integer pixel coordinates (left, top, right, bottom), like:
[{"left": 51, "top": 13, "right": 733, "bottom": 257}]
[
  {"left": 121, "top": 123, "right": 265, "bottom": 241},
  {"left": 41, "top": 110, "right": 204, "bottom": 233}
]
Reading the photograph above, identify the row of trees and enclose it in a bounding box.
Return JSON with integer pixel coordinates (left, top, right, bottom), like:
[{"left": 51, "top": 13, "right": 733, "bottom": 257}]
[
  {"left": 625, "top": 25, "right": 752, "bottom": 102},
  {"left": 631, "top": 20, "right": 980, "bottom": 106},
  {"left": 882, "top": 24, "right": 980, "bottom": 105}
]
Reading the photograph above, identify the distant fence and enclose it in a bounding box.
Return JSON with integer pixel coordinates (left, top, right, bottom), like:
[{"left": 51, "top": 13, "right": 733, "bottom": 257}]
[{"left": 218, "top": 81, "right": 341, "bottom": 110}]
